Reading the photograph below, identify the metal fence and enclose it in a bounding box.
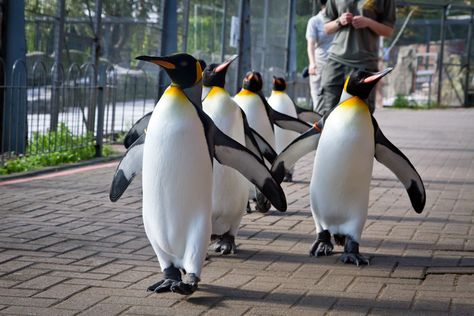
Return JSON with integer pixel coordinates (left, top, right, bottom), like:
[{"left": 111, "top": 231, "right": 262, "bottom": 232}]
[
  {"left": 0, "top": 58, "right": 156, "bottom": 165},
  {"left": 382, "top": 2, "right": 474, "bottom": 107},
  {"left": 3, "top": 0, "right": 474, "bottom": 167}
]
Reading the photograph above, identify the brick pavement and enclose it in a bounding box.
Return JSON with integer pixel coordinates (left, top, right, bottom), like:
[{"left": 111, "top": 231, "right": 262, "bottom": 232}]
[{"left": 0, "top": 108, "right": 473, "bottom": 315}]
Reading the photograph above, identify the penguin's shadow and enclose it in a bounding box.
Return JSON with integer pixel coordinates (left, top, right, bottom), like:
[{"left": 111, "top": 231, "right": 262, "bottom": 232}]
[
  {"left": 207, "top": 247, "right": 466, "bottom": 269},
  {"left": 187, "top": 280, "right": 460, "bottom": 310}
]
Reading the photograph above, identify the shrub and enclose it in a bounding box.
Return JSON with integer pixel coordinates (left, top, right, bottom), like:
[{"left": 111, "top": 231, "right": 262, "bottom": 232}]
[{"left": 0, "top": 123, "right": 113, "bottom": 175}]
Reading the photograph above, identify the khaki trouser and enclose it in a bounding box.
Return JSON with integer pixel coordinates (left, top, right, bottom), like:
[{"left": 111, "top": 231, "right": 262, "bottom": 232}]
[
  {"left": 315, "top": 58, "right": 377, "bottom": 115},
  {"left": 309, "top": 66, "right": 324, "bottom": 112}
]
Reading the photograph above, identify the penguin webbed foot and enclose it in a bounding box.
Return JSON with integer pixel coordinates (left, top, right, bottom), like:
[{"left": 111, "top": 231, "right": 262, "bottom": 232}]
[
  {"left": 147, "top": 279, "right": 175, "bottom": 293},
  {"left": 255, "top": 190, "right": 271, "bottom": 213},
  {"left": 211, "top": 232, "right": 236, "bottom": 255},
  {"left": 170, "top": 273, "right": 199, "bottom": 295},
  {"left": 283, "top": 171, "right": 293, "bottom": 182},
  {"left": 340, "top": 252, "right": 370, "bottom": 266},
  {"left": 246, "top": 200, "right": 252, "bottom": 213},
  {"left": 309, "top": 230, "right": 334, "bottom": 257},
  {"left": 148, "top": 266, "right": 182, "bottom": 293},
  {"left": 339, "top": 236, "right": 369, "bottom": 266}
]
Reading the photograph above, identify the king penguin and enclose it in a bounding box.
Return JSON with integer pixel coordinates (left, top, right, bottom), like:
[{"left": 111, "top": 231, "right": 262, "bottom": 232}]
[
  {"left": 268, "top": 76, "right": 303, "bottom": 181},
  {"left": 234, "top": 71, "right": 312, "bottom": 211},
  {"left": 109, "top": 53, "right": 287, "bottom": 294},
  {"left": 201, "top": 55, "right": 260, "bottom": 254},
  {"left": 271, "top": 68, "right": 426, "bottom": 265}
]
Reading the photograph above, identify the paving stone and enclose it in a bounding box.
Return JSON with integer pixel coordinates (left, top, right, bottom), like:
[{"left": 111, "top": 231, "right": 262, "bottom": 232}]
[
  {"left": 15, "top": 275, "right": 66, "bottom": 290},
  {"left": 78, "top": 303, "right": 129, "bottom": 316},
  {"left": 53, "top": 290, "right": 108, "bottom": 310},
  {"left": 0, "top": 306, "right": 77, "bottom": 316},
  {"left": 1, "top": 109, "right": 474, "bottom": 314},
  {"left": 34, "top": 284, "right": 88, "bottom": 299}
]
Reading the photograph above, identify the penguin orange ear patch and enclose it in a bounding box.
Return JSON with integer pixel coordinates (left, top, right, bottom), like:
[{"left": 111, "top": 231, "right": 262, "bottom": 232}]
[{"left": 152, "top": 60, "right": 176, "bottom": 69}]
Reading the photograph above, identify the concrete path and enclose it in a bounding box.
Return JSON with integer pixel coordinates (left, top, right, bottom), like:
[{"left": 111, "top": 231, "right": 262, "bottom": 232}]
[{"left": 0, "top": 108, "right": 473, "bottom": 315}]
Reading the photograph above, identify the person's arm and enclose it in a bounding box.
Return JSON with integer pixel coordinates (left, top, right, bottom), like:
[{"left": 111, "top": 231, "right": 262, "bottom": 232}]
[
  {"left": 351, "top": 16, "right": 394, "bottom": 37},
  {"left": 307, "top": 38, "right": 317, "bottom": 75},
  {"left": 324, "top": 12, "right": 353, "bottom": 34}
]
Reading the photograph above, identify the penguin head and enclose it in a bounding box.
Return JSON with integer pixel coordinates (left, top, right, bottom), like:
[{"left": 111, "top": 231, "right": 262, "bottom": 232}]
[
  {"left": 344, "top": 68, "right": 393, "bottom": 100},
  {"left": 242, "top": 71, "right": 263, "bottom": 92},
  {"left": 272, "top": 76, "right": 287, "bottom": 91},
  {"left": 136, "top": 53, "right": 206, "bottom": 89},
  {"left": 202, "top": 55, "right": 238, "bottom": 88}
]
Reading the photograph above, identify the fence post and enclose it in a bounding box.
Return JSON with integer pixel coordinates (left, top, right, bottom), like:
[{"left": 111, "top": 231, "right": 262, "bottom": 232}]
[
  {"left": 95, "top": 67, "right": 105, "bottom": 157},
  {"left": 157, "top": 0, "right": 177, "bottom": 99},
  {"left": 464, "top": 9, "right": 473, "bottom": 107},
  {"left": 182, "top": 0, "right": 190, "bottom": 52},
  {"left": 51, "top": 0, "right": 65, "bottom": 131},
  {"left": 436, "top": 4, "right": 449, "bottom": 106},
  {"left": 260, "top": 0, "right": 269, "bottom": 72},
  {"left": 88, "top": 0, "right": 103, "bottom": 134},
  {"left": 220, "top": 0, "right": 228, "bottom": 62},
  {"left": 235, "top": 0, "right": 251, "bottom": 94},
  {"left": 1, "top": 0, "right": 27, "bottom": 156},
  {"left": 285, "top": 0, "right": 297, "bottom": 99}
]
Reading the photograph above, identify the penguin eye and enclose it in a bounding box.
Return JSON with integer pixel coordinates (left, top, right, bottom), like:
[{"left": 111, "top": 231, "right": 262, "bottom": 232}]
[{"left": 180, "top": 61, "right": 188, "bottom": 67}]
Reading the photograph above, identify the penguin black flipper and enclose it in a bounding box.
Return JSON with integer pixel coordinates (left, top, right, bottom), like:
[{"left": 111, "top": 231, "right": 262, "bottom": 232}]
[
  {"left": 294, "top": 103, "right": 322, "bottom": 124},
  {"left": 372, "top": 116, "right": 426, "bottom": 213},
  {"left": 124, "top": 111, "right": 152, "bottom": 149},
  {"left": 195, "top": 108, "right": 287, "bottom": 211},
  {"left": 271, "top": 126, "right": 321, "bottom": 184},
  {"left": 256, "top": 92, "right": 312, "bottom": 134},
  {"left": 212, "top": 126, "right": 287, "bottom": 211},
  {"left": 249, "top": 127, "right": 277, "bottom": 164},
  {"left": 110, "top": 133, "right": 145, "bottom": 202},
  {"left": 240, "top": 109, "right": 265, "bottom": 161}
]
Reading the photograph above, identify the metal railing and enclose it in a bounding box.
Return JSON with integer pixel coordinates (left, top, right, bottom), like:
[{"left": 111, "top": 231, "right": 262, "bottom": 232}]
[
  {"left": 0, "top": 58, "right": 156, "bottom": 165},
  {"left": 1, "top": 56, "right": 312, "bottom": 167}
]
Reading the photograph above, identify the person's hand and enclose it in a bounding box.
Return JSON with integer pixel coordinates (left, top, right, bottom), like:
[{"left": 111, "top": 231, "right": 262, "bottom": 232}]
[
  {"left": 339, "top": 12, "right": 353, "bottom": 26},
  {"left": 352, "top": 15, "right": 371, "bottom": 29},
  {"left": 308, "top": 63, "right": 317, "bottom": 75}
]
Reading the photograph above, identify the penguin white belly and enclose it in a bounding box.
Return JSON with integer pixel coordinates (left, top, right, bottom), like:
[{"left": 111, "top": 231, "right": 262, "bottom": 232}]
[
  {"left": 310, "top": 100, "right": 374, "bottom": 241},
  {"left": 203, "top": 89, "right": 249, "bottom": 236},
  {"left": 234, "top": 93, "right": 275, "bottom": 148},
  {"left": 268, "top": 92, "right": 299, "bottom": 153},
  {"left": 142, "top": 87, "right": 212, "bottom": 276}
]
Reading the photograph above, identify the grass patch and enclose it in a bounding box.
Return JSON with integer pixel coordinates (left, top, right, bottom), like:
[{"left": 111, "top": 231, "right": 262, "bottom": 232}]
[
  {"left": 391, "top": 94, "right": 446, "bottom": 109},
  {"left": 0, "top": 123, "right": 114, "bottom": 175}
]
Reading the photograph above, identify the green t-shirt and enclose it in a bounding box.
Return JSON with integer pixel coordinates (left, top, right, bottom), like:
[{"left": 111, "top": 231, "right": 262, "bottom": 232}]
[{"left": 324, "top": 0, "right": 396, "bottom": 69}]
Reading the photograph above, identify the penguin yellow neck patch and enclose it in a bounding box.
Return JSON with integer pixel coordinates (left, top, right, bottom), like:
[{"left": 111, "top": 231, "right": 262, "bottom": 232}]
[
  {"left": 343, "top": 75, "right": 350, "bottom": 91},
  {"left": 164, "top": 86, "right": 187, "bottom": 101},
  {"left": 272, "top": 90, "right": 284, "bottom": 95},
  {"left": 339, "top": 96, "right": 368, "bottom": 112},
  {"left": 208, "top": 86, "right": 227, "bottom": 98},
  {"left": 237, "top": 89, "right": 255, "bottom": 97}
]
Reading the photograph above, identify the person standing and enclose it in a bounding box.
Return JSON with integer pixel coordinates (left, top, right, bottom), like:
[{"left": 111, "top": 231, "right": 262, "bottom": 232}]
[
  {"left": 306, "top": 0, "right": 334, "bottom": 111},
  {"left": 316, "top": 0, "right": 396, "bottom": 115}
]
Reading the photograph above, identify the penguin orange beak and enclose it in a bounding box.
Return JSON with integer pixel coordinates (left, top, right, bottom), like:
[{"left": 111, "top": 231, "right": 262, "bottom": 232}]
[
  {"left": 215, "top": 55, "right": 238, "bottom": 73},
  {"left": 136, "top": 55, "right": 176, "bottom": 69},
  {"left": 363, "top": 68, "right": 393, "bottom": 83}
]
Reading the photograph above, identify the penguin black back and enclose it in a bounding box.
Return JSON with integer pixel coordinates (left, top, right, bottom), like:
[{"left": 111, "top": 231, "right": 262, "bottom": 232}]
[
  {"left": 272, "top": 76, "right": 286, "bottom": 92},
  {"left": 136, "top": 53, "right": 206, "bottom": 89},
  {"left": 242, "top": 71, "right": 263, "bottom": 92}
]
